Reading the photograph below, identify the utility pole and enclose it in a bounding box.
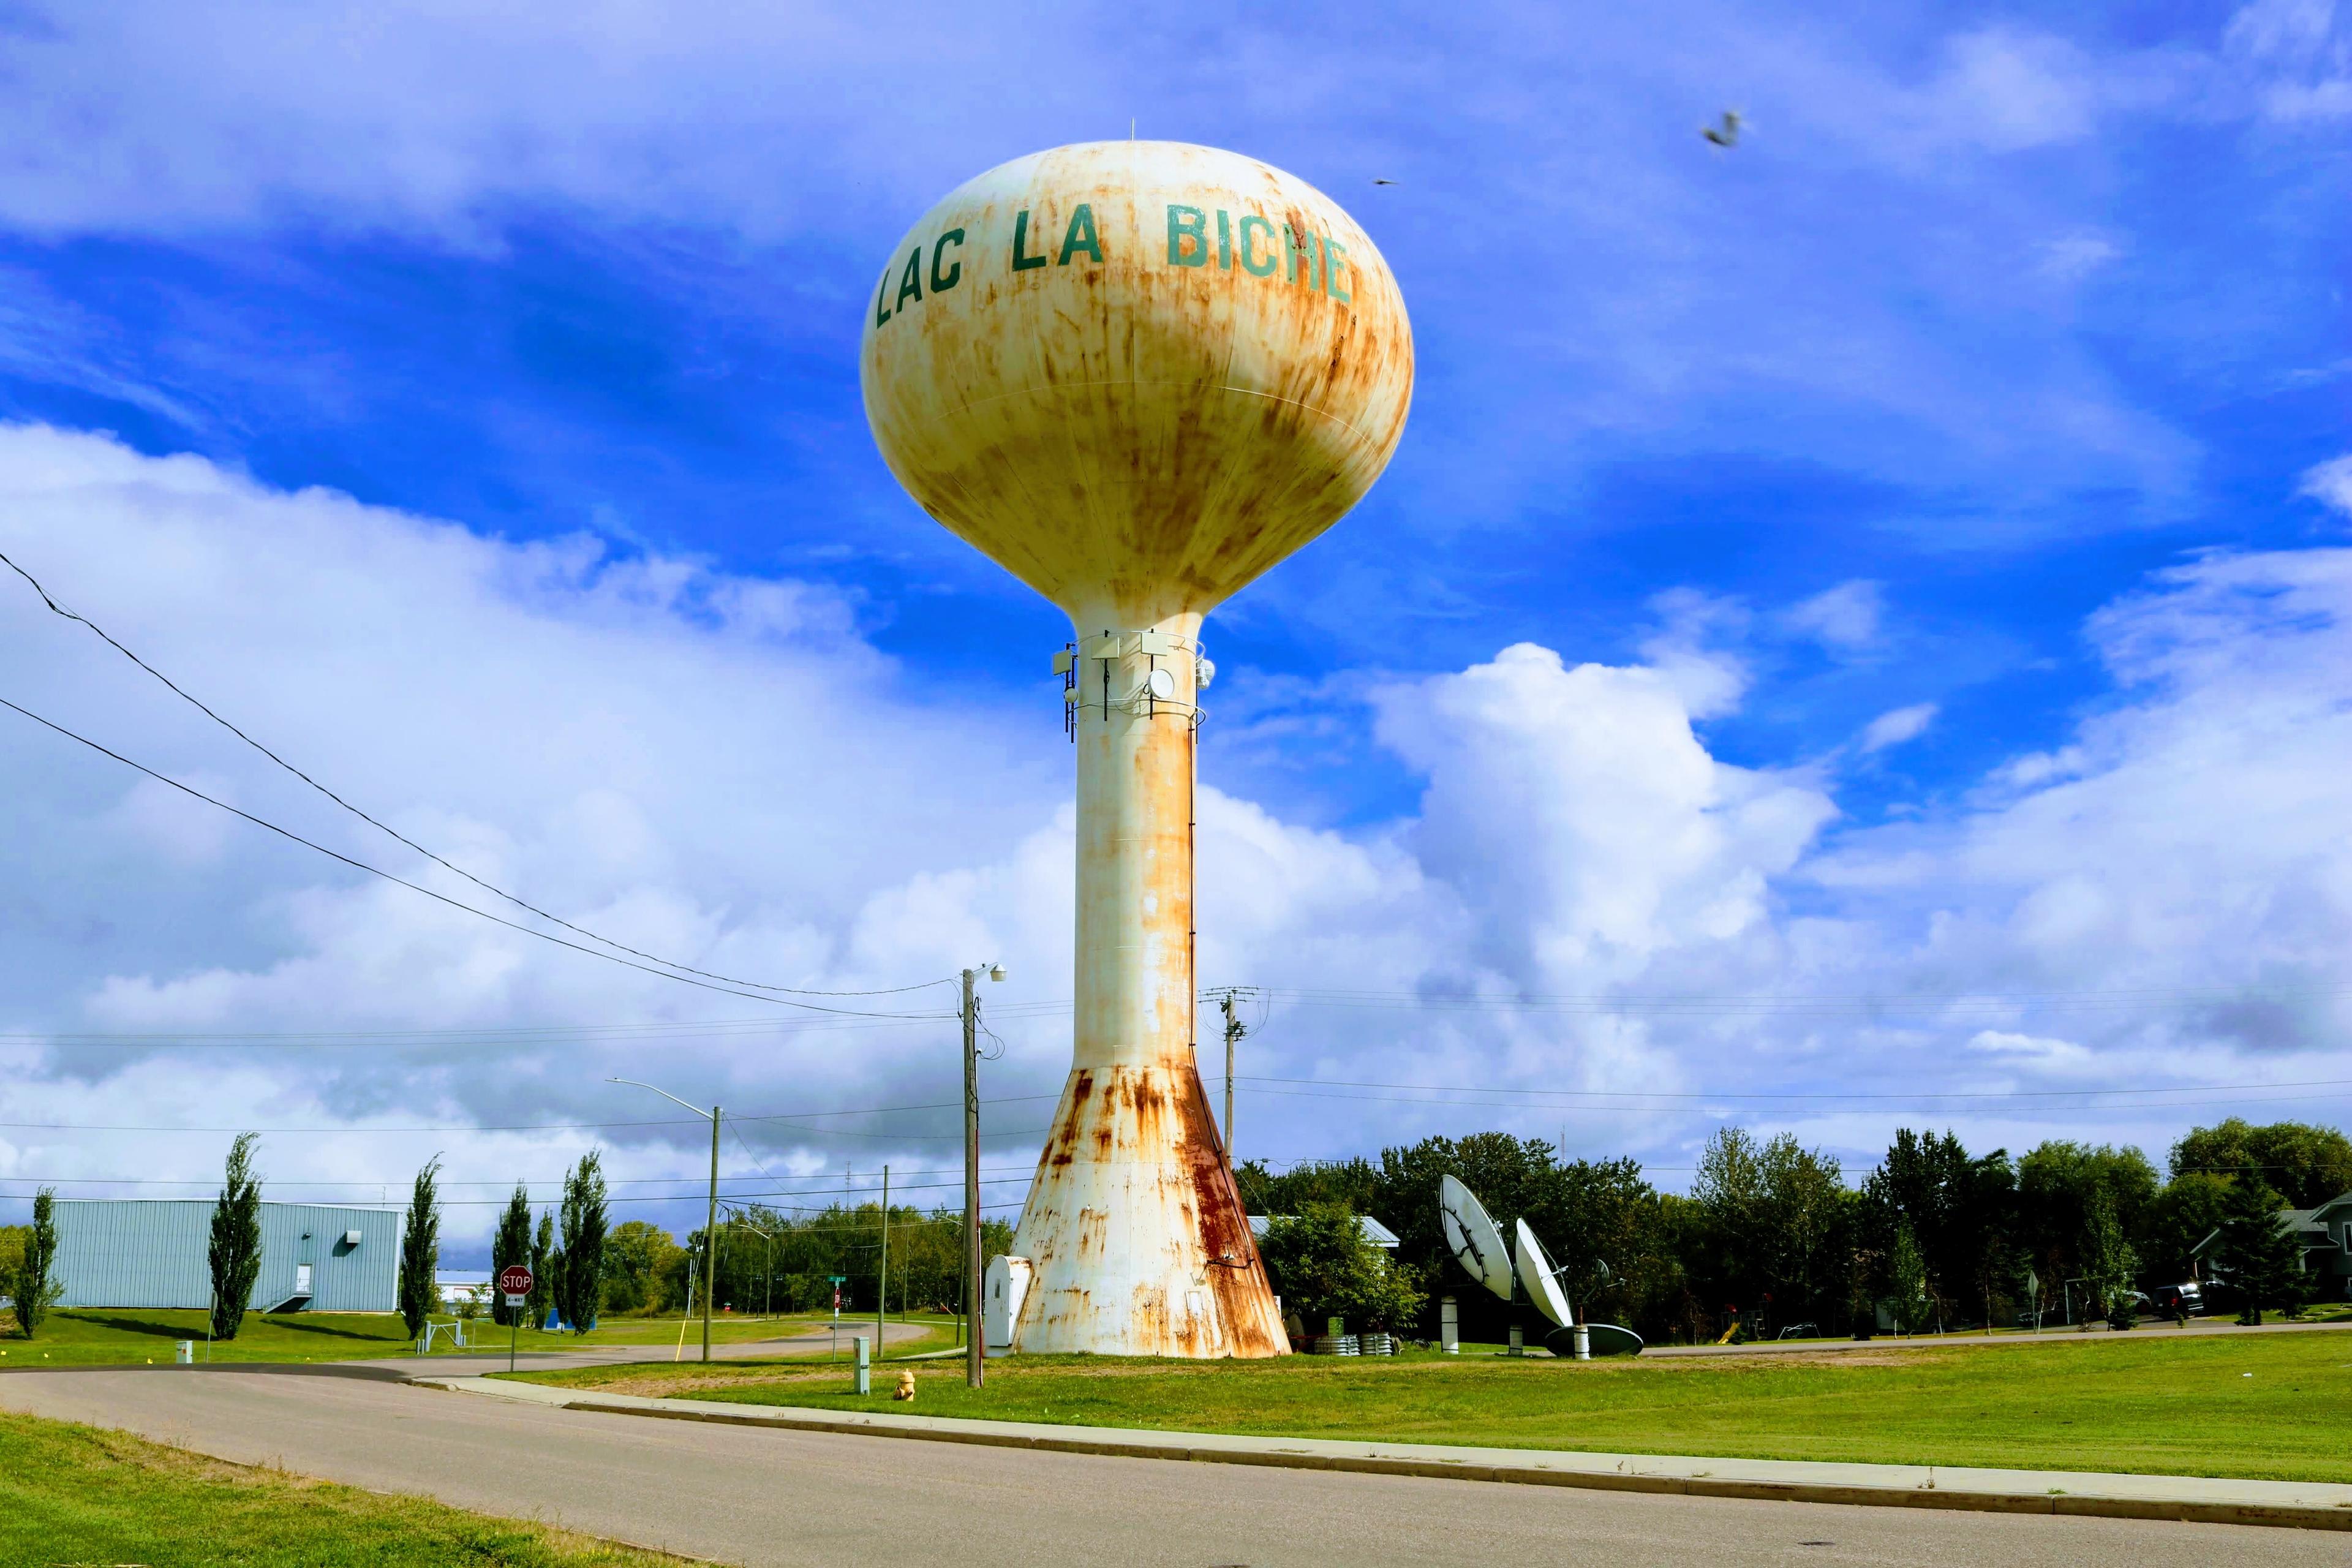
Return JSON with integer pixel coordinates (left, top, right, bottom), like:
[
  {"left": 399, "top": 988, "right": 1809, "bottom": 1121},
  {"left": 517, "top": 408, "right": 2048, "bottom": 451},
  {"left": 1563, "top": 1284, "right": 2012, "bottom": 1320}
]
[
  {"left": 963, "top": 967, "right": 983, "bottom": 1389},
  {"left": 1221, "top": 990, "right": 1243, "bottom": 1174},
  {"left": 608, "top": 1079, "right": 721, "bottom": 1365},
  {"left": 876, "top": 1164, "right": 889, "bottom": 1362},
  {"left": 703, "top": 1104, "right": 720, "bottom": 1363}
]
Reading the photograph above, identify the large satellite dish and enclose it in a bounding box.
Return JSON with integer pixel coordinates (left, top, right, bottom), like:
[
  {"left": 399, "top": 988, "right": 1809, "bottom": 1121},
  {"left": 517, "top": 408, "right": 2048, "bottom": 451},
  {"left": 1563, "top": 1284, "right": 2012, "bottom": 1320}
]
[
  {"left": 1544, "top": 1322, "right": 1644, "bottom": 1357},
  {"left": 1439, "top": 1175, "right": 1513, "bottom": 1301},
  {"left": 1514, "top": 1219, "right": 1574, "bottom": 1329}
]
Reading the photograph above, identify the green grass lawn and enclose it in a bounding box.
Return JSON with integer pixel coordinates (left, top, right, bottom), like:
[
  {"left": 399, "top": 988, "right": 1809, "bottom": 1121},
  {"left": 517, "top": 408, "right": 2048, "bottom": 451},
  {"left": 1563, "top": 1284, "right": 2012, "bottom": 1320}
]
[
  {"left": 0, "top": 1408, "right": 684, "bottom": 1566},
  {"left": 0, "top": 1306, "right": 888, "bottom": 1366},
  {"left": 506, "top": 1325, "right": 2352, "bottom": 1485}
]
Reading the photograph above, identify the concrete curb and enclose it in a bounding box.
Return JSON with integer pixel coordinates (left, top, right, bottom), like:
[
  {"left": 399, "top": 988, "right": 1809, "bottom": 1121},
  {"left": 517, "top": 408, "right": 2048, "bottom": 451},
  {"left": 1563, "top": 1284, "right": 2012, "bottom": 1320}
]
[{"left": 420, "top": 1376, "right": 2352, "bottom": 1532}]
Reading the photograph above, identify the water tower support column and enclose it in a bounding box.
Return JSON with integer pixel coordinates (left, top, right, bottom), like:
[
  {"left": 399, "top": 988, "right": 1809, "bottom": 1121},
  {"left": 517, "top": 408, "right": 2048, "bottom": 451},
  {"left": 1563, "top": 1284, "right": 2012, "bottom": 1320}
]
[{"left": 1008, "top": 611, "right": 1287, "bottom": 1357}]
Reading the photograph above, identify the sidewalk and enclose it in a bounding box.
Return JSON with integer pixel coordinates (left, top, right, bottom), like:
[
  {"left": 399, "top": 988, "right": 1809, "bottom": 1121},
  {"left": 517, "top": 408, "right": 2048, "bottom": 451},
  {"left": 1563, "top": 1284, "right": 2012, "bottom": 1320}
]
[{"left": 420, "top": 1373, "right": 2352, "bottom": 1532}]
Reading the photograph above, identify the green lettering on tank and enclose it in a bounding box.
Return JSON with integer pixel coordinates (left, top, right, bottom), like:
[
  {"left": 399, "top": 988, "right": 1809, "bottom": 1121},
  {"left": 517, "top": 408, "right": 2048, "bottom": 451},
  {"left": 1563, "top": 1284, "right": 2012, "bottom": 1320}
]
[
  {"left": 1283, "top": 224, "right": 1319, "bottom": 290},
  {"left": 873, "top": 269, "right": 894, "bottom": 327},
  {"left": 1058, "top": 203, "right": 1103, "bottom": 265},
  {"left": 1237, "top": 215, "right": 1276, "bottom": 277},
  {"left": 1167, "top": 205, "right": 1208, "bottom": 266},
  {"left": 894, "top": 247, "right": 924, "bottom": 312},
  {"left": 1321, "top": 235, "right": 1351, "bottom": 303},
  {"left": 931, "top": 228, "right": 966, "bottom": 293},
  {"left": 1216, "top": 209, "right": 1232, "bottom": 270},
  {"left": 1012, "top": 209, "right": 1048, "bottom": 271}
]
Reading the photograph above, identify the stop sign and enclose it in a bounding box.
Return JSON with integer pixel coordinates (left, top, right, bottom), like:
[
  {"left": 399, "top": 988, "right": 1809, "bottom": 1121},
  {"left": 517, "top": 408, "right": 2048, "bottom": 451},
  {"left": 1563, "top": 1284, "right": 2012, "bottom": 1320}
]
[{"left": 498, "top": 1264, "right": 534, "bottom": 1297}]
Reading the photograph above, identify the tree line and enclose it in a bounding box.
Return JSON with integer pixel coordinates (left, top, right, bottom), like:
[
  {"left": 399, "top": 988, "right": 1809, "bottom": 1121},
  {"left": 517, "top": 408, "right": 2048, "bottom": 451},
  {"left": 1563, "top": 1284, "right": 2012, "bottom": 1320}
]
[{"left": 1238, "top": 1116, "right": 2351, "bottom": 1342}]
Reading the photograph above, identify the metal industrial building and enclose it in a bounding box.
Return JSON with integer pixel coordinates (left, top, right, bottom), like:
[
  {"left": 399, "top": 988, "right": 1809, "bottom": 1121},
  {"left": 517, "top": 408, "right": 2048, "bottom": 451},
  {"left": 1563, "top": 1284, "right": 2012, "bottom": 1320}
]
[{"left": 51, "top": 1200, "right": 399, "bottom": 1313}]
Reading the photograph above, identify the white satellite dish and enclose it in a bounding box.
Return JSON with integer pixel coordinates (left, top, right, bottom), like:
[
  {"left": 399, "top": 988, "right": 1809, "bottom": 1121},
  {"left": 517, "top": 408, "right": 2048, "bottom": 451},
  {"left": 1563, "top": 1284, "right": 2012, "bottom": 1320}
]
[
  {"left": 1514, "top": 1219, "right": 1574, "bottom": 1329},
  {"left": 1439, "top": 1175, "right": 1514, "bottom": 1302}
]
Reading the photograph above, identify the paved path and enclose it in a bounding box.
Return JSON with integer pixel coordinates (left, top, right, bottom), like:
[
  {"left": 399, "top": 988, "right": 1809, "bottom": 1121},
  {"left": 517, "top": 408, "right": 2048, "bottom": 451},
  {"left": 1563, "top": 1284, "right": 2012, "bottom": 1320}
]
[
  {"left": 0, "top": 1366, "right": 2336, "bottom": 1567},
  {"left": 349, "top": 1317, "right": 932, "bottom": 1380}
]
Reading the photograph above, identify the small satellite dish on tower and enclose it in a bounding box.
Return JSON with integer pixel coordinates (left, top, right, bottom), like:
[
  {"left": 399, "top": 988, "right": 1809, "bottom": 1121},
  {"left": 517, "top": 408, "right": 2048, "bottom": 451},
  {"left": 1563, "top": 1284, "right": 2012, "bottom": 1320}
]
[
  {"left": 1514, "top": 1219, "right": 1574, "bottom": 1329},
  {"left": 1439, "top": 1175, "right": 1515, "bottom": 1302}
]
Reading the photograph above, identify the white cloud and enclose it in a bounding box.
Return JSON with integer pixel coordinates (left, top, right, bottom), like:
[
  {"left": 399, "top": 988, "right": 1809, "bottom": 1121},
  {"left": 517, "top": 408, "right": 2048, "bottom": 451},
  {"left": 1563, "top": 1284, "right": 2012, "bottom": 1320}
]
[
  {"left": 2, "top": 428, "right": 2349, "bottom": 1242},
  {"left": 2301, "top": 453, "right": 2352, "bottom": 517},
  {"left": 1858, "top": 703, "right": 1937, "bottom": 753},
  {"left": 1926, "top": 29, "right": 2101, "bottom": 151},
  {"left": 1784, "top": 580, "right": 1885, "bottom": 652},
  {"left": 2225, "top": 0, "right": 2352, "bottom": 119},
  {"left": 1374, "top": 643, "right": 1834, "bottom": 981},
  {"left": 2037, "top": 231, "right": 2124, "bottom": 282}
]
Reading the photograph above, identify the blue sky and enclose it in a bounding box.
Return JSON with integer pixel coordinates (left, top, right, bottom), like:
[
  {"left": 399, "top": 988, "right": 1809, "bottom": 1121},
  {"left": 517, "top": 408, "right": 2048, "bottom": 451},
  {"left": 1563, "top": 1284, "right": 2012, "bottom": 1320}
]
[{"left": 0, "top": 0, "right": 2347, "bottom": 1250}]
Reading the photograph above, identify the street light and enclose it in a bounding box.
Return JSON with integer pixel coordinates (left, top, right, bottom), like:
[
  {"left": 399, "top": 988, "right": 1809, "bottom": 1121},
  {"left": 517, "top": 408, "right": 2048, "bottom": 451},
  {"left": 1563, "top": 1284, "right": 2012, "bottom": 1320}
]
[
  {"left": 963, "top": 962, "right": 1005, "bottom": 1390},
  {"left": 728, "top": 1218, "right": 776, "bottom": 1320},
  {"left": 609, "top": 1077, "right": 720, "bottom": 1363}
]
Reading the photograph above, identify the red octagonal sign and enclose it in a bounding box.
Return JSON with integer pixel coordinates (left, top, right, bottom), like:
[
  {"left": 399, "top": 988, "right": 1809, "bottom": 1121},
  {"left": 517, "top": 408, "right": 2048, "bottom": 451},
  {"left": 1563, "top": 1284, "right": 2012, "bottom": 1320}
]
[{"left": 497, "top": 1264, "right": 535, "bottom": 1297}]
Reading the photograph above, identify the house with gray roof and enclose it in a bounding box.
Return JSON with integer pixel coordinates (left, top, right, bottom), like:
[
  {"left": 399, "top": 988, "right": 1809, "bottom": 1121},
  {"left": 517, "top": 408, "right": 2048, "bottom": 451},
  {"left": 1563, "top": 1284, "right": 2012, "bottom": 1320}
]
[{"left": 2192, "top": 1190, "right": 2352, "bottom": 1300}]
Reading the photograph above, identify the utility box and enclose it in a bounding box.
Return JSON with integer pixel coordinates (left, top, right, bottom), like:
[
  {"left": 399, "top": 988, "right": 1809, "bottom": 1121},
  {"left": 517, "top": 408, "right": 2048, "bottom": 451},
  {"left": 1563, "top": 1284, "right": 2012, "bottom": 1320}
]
[
  {"left": 853, "top": 1335, "right": 871, "bottom": 1395},
  {"left": 175, "top": 1340, "right": 194, "bottom": 1365},
  {"left": 984, "top": 1255, "right": 1032, "bottom": 1351},
  {"left": 1440, "top": 1295, "right": 1459, "bottom": 1354}
]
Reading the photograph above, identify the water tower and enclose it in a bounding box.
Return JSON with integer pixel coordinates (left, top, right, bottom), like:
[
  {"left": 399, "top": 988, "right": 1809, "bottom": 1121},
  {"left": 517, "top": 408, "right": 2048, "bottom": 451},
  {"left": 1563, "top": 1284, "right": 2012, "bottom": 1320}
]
[{"left": 862, "top": 141, "right": 1412, "bottom": 1357}]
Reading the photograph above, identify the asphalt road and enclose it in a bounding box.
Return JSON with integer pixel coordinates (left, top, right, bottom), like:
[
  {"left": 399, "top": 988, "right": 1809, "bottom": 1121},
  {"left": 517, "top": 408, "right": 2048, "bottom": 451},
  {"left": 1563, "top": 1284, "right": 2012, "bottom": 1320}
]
[{"left": 0, "top": 1367, "right": 2328, "bottom": 1568}]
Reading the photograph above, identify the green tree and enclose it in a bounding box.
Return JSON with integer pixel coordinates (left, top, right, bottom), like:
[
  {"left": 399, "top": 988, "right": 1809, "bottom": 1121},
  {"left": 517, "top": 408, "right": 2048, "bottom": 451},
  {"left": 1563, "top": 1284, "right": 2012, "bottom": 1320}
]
[
  {"left": 601, "top": 1221, "right": 684, "bottom": 1315},
  {"left": 1368, "top": 1133, "right": 1678, "bottom": 1341},
  {"left": 1259, "top": 1200, "right": 1425, "bottom": 1333},
  {"left": 489, "top": 1184, "right": 533, "bottom": 1328},
  {"left": 2015, "top": 1140, "right": 2159, "bottom": 1296},
  {"left": 2146, "top": 1170, "right": 2233, "bottom": 1283},
  {"left": 1886, "top": 1222, "right": 1929, "bottom": 1335},
  {"left": 2171, "top": 1119, "right": 2352, "bottom": 1210},
  {"left": 2081, "top": 1189, "right": 2139, "bottom": 1330},
  {"left": 1691, "top": 1126, "right": 1768, "bottom": 1321},
  {"left": 398, "top": 1156, "right": 442, "bottom": 1340},
  {"left": 556, "top": 1152, "right": 609, "bottom": 1333},
  {"left": 1866, "top": 1129, "right": 1977, "bottom": 1316},
  {"left": 1235, "top": 1156, "right": 1380, "bottom": 1218},
  {"left": 529, "top": 1212, "right": 557, "bottom": 1325},
  {"left": 0, "top": 1224, "right": 23, "bottom": 1290},
  {"left": 207, "top": 1133, "right": 264, "bottom": 1341},
  {"left": 2213, "top": 1178, "right": 2302, "bottom": 1325},
  {"left": 9, "top": 1188, "right": 63, "bottom": 1336}
]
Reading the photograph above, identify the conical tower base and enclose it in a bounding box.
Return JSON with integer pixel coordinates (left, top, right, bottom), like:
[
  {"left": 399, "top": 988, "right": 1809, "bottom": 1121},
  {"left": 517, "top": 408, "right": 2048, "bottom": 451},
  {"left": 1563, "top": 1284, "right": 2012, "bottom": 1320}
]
[{"left": 1008, "top": 1061, "right": 1286, "bottom": 1357}]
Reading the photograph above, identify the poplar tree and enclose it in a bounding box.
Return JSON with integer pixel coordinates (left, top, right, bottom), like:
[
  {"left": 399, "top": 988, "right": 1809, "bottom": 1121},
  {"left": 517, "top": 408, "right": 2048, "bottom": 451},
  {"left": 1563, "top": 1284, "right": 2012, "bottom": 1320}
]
[
  {"left": 208, "top": 1134, "right": 265, "bottom": 1341},
  {"left": 490, "top": 1184, "right": 533, "bottom": 1329},
  {"left": 398, "top": 1156, "right": 443, "bottom": 1340},
  {"left": 9, "top": 1187, "right": 62, "bottom": 1336},
  {"left": 530, "top": 1212, "right": 557, "bottom": 1326},
  {"left": 557, "top": 1152, "right": 609, "bottom": 1335}
]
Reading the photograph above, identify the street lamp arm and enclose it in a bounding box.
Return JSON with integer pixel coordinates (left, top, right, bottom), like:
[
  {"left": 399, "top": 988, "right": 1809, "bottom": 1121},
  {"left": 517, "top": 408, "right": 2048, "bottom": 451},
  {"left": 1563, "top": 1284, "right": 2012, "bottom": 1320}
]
[{"left": 606, "top": 1077, "right": 713, "bottom": 1120}]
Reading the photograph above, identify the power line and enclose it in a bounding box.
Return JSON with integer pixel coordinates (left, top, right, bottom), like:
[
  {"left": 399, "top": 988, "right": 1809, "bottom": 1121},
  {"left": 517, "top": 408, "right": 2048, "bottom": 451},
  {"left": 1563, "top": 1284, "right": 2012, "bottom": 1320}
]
[
  {"left": 1246, "top": 982, "right": 2352, "bottom": 1015},
  {"left": 0, "top": 1090, "right": 1061, "bottom": 1135},
  {"left": 1226, "top": 1073, "right": 2352, "bottom": 1104},
  {"left": 0, "top": 549, "right": 949, "bottom": 1002},
  {"left": 0, "top": 692, "right": 950, "bottom": 1021}
]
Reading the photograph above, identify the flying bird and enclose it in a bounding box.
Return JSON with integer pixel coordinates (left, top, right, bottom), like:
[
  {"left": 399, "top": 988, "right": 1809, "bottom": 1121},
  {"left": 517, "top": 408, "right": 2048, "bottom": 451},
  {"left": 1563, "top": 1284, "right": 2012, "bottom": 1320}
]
[
  {"left": 1702, "top": 111, "right": 1742, "bottom": 148},
  {"left": 1373, "top": 178, "right": 1398, "bottom": 185}
]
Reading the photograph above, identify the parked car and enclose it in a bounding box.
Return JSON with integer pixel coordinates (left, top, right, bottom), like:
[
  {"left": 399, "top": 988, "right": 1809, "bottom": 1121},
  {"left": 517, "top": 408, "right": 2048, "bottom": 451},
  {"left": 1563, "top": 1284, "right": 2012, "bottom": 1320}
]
[{"left": 2151, "top": 1283, "right": 2202, "bottom": 1317}]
